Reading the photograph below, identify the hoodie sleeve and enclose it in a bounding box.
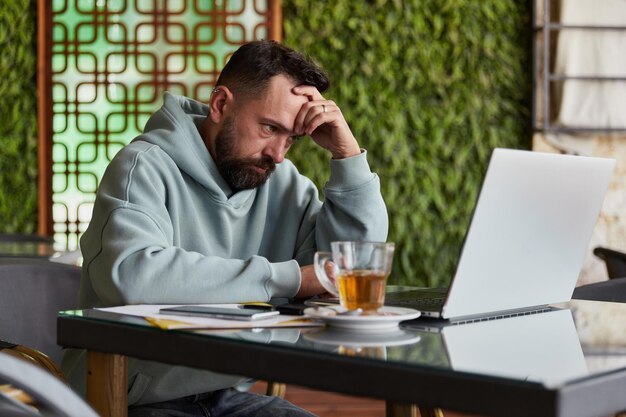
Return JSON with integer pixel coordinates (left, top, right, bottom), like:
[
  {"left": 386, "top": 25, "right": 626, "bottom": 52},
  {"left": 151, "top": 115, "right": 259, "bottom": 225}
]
[
  {"left": 80, "top": 144, "right": 387, "bottom": 306},
  {"left": 318, "top": 150, "right": 389, "bottom": 247},
  {"left": 290, "top": 150, "right": 389, "bottom": 267},
  {"left": 83, "top": 206, "right": 301, "bottom": 305},
  {"left": 79, "top": 144, "right": 302, "bottom": 306}
]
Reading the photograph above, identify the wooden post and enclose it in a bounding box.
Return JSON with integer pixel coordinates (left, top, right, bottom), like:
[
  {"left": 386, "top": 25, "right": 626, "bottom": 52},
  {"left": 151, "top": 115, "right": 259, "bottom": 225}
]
[
  {"left": 36, "top": 0, "right": 53, "bottom": 237},
  {"left": 269, "top": 0, "right": 283, "bottom": 41}
]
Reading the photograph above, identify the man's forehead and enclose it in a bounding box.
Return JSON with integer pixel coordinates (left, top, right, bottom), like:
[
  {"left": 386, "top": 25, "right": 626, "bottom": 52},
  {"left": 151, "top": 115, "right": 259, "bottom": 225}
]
[
  {"left": 264, "top": 75, "right": 308, "bottom": 105},
  {"left": 252, "top": 75, "right": 309, "bottom": 128}
]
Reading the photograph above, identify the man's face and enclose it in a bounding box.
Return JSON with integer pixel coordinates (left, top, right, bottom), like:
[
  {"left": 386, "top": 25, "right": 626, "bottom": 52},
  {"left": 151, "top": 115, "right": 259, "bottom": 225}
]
[
  {"left": 213, "top": 75, "right": 309, "bottom": 191},
  {"left": 214, "top": 116, "right": 276, "bottom": 190}
]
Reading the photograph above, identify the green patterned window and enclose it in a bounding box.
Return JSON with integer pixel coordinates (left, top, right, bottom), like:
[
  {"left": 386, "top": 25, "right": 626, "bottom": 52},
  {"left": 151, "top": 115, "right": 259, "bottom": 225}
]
[{"left": 38, "top": 0, "right": 282, "bottom": 249}]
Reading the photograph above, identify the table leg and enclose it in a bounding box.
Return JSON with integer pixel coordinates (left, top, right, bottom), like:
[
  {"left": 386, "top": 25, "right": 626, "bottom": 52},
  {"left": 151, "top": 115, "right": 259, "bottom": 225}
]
[
  {"left": 419, "top": 407, "right": 445, "bottom": 417},
  {"left": 385, "top": 402, "right": 444, "bottom": 417},
  {"left": 265, "top": 381, "right": 287, "bottom": 398},
  {"left": 86, "top": 351, "right": 128, "bottom": 417},
  {"left": 385, "top": 402, "right": 416, "bottom": 417}
]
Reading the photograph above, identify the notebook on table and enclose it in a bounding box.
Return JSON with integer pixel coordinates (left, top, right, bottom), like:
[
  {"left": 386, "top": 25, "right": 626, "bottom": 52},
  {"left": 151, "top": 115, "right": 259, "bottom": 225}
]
[{"left": 385, "top": 148, "right": 615, "bottom": 321}]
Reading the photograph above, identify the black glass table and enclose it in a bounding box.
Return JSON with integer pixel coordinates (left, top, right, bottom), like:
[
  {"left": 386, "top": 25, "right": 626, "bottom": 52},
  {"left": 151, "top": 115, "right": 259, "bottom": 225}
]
[{"left": 57, "top": 299, "right": 626, "bottom": 417}]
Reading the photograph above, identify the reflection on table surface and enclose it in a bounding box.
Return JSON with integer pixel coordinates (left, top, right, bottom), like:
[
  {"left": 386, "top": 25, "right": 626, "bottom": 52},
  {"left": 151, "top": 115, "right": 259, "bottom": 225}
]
[
  {"left": 409, "top": 309, "right": 587, "bottom": 387},
  {"left": 0, "top": 240, "right": 58, "bottom": 258},
  {"left": 63, "top": 299, "right": 626, "bottom": 389},
  {"left": 0, "top": 237, "right": 83, "bottom": 265}
]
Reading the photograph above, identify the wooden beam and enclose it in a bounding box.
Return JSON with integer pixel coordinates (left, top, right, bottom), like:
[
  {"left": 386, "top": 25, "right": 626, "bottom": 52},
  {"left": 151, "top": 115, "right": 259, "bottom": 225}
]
[
  {"left": 269, "top": 0, "right": 283, "bottom": 41},
  {"left": 36, "top": 0, "right": 53, "bottom": 237}
]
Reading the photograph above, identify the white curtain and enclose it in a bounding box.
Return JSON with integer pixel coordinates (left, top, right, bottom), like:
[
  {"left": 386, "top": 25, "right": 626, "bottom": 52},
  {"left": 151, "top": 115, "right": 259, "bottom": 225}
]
[{"left": 554, "top": 0, "right": 626, "bottom": 128}]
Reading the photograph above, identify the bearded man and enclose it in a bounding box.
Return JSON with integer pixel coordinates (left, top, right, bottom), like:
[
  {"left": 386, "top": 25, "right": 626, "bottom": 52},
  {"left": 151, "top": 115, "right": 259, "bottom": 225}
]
[{"left": 63, "top": 40, "right": 388, "bottom": 417}]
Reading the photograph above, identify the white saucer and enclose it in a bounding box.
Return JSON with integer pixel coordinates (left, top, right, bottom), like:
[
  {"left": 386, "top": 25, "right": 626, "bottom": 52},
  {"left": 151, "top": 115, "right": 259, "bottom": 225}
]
[
  {"left": 303, "top": 327, "right": 421, "bottom": 347},
  {"left": 303, "top": 306, "right": 421, "bottom": 331}
]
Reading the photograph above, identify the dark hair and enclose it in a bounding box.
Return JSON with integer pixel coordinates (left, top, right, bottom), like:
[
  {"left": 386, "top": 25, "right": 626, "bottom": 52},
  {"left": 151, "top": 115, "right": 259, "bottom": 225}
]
[{"left": 215, "top": 40, "right": 330, "bottom": 98}]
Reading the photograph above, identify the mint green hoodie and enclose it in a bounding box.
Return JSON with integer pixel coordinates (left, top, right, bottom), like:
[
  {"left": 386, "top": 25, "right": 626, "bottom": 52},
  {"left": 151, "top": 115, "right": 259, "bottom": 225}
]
[{"left": 64, "top": 93, "right": 388, "bottom": 404}]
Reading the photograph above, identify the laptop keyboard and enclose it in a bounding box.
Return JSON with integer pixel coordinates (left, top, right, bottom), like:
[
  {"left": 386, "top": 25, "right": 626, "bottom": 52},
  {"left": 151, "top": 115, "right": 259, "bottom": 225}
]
[
  {"left": 390, "top": 297, "right": 445, "bottom": 308},
  {"left": 306, "top": 288, "right": 448, "bottom": 310}
]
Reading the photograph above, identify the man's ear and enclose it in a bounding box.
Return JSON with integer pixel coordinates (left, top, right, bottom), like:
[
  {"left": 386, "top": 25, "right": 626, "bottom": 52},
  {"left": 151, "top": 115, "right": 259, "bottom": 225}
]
[{"left": 209, "top": 86, "right": 233, "bottom": 123}]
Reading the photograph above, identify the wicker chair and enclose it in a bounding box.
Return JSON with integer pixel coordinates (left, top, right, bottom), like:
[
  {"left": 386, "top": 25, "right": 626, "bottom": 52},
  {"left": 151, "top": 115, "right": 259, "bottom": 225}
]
[{"left": 0, "top": 351, "right": 98, "bottom": 417}]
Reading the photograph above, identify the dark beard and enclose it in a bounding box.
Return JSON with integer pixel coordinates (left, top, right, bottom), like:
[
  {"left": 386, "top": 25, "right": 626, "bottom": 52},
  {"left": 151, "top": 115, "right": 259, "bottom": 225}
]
[{"left": 214, "top": 117, "right": 276, "bottom": 191}]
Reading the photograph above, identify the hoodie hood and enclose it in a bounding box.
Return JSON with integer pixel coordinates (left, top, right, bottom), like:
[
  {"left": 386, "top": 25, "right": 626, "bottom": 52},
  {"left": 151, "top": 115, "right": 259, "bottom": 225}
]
[{"left": 136, "top": 92, "right": 239, "bottom": 199}]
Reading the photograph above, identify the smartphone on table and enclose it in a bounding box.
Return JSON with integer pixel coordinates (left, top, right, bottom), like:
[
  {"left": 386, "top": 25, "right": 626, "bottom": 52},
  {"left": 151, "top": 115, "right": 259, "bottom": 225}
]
[{"left": 159, "top": 305, "right": 280, "bottom": 321}]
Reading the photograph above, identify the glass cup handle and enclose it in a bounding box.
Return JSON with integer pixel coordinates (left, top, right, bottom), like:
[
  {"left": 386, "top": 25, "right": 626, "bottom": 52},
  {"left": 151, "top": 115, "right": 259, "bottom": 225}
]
[{"left": 313, "top": 252, "right": 339, "bottom": 297}]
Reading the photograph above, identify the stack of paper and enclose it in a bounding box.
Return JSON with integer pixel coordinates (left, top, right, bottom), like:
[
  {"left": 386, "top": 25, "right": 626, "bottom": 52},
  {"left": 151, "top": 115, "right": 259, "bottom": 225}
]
[{"left": 97, "top": 304, "right": 323, "bottom": 330}]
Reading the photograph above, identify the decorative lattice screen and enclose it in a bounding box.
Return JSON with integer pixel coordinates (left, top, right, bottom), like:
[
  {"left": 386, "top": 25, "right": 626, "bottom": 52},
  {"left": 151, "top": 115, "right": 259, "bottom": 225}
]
[{"left": 38, "top": 0, "right": 281, "bottom": 249}]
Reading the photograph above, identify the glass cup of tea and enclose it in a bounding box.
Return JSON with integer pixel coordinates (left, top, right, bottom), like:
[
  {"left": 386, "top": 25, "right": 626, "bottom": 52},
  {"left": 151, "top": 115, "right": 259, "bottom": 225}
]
[{"left": 314, "top": 241, "right": 395, "bottom": 313}]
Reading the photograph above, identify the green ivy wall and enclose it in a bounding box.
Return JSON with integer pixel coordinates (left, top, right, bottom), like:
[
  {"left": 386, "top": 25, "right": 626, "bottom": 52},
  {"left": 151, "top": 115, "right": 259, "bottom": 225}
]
[
  {"left": 283, "top": 1, "right": 532, "bottom": 286},
  {"left": 0, "top": 0, "right": 38, "bottom": 234},
  {"left": 0, "top": 1, "right": 532, "bottom": 287}
]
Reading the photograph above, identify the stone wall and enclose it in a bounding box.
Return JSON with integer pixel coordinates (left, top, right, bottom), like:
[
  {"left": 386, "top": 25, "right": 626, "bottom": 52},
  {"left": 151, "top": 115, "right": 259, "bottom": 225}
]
[{"left": 533, "top": 133, "right": 626, "bottom": 285}]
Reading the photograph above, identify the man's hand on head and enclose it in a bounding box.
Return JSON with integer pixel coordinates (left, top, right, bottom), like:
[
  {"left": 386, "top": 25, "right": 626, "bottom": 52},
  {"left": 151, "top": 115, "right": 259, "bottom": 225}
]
[{"left": 292, "top": 86, "right": 361, "bottom": 159}]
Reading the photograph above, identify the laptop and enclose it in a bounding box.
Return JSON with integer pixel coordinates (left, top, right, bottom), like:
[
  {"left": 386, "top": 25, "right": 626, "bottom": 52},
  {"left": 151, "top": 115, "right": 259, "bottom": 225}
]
[{"left": 385, "top": 148, "right": 615, "bottom": 320}]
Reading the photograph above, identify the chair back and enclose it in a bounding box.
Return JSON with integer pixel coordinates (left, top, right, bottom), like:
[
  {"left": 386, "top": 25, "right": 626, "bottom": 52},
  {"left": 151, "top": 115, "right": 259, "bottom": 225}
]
[
  {"left": 0, "top": 258, "right": 81, "bottom": 364},
  {"left": 594, "top": 246, "right": 626, "bottom": 279},
  {"left": 572, "top": 277, "right": 626, "bottom": 303}
]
